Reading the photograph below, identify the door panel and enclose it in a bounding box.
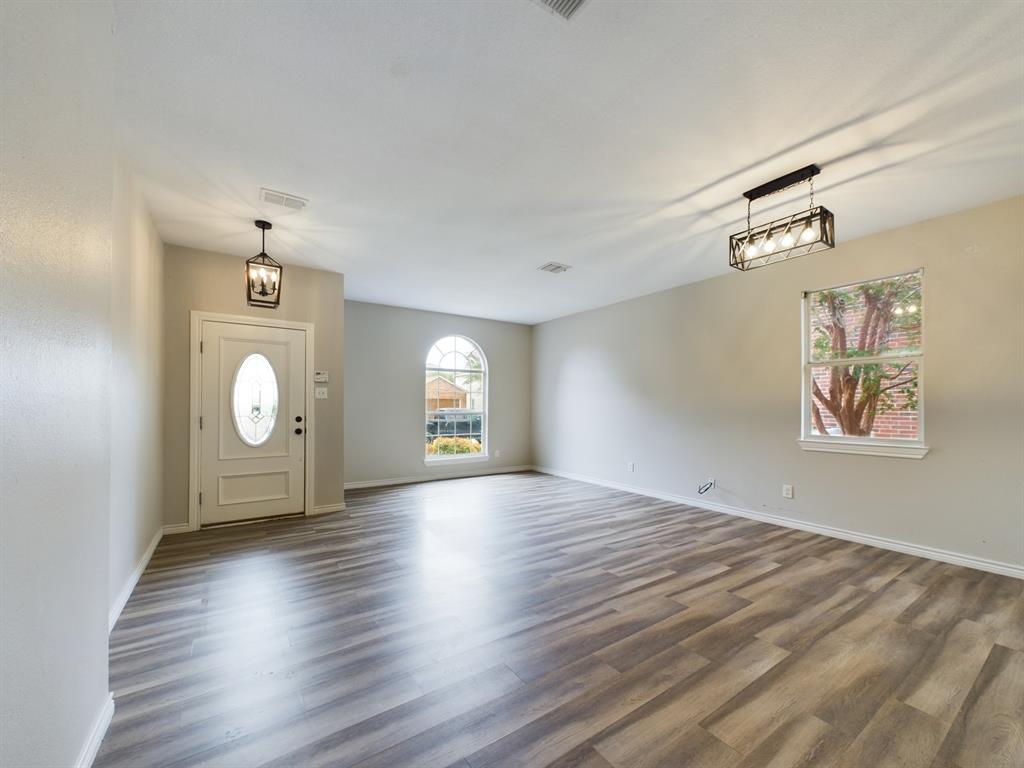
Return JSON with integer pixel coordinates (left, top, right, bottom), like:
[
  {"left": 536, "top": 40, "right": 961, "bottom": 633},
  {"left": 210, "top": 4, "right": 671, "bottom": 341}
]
[
  {"left": 217, "top": 471, "right": 291, "bottom": 506},
  {"left": 200, "top": 321, "right": 306, "bottom": 525}
]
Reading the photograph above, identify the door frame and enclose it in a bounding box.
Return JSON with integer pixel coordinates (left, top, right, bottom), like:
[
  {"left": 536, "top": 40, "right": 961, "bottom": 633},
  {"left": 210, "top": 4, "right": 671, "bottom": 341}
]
[{"left": 188, "top": 310, "right": 316, "bottom": 531}]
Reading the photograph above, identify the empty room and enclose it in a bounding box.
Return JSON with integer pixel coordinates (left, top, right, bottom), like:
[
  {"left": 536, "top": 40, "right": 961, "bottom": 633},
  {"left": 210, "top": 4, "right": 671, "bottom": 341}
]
[{"left": 2, "top": 1, "right": 1023, "bottom": 767}]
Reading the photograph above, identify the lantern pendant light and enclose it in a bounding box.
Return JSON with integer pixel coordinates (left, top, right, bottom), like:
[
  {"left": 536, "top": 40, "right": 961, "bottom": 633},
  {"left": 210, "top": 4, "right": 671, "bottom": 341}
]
[
  {"left": 246, "top": 220, "right": 283, "bottom": 308},
  {"left": 729, "top": 164, "right": 835, "bottom": 271}
]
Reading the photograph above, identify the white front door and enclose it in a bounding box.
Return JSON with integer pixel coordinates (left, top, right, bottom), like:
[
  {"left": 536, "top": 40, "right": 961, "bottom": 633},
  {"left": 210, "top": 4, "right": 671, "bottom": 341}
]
[{"left": 199, "top": 320, "right": 307, "bottom": 526}]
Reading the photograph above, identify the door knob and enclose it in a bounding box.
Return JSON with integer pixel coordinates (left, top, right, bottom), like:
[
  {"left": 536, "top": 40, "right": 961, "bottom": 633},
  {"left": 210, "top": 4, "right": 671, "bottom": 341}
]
[{"left": 294, "top": 428, "right": 304, "bottom": 435}]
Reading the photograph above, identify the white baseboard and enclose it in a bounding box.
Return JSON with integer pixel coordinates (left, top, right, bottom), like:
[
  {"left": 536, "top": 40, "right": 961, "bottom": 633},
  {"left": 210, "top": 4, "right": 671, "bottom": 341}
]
[
  {"left": 162, "top": 523, "right": 191, "bottom": 535},
  {"left": 533, "top": 465, "right": 1024, "bottom": 580},
  {"left": 75, "top": 692, "right": 114, "bottom": 768},
  {"left": 109, "top": 526, "right": 163, "bottom": 632},
  {"left": 312, "top": 502, "right": 346, "bottom": 515},
  {"left": 345, "top": 464, "right": 534, "bottom": 491}
]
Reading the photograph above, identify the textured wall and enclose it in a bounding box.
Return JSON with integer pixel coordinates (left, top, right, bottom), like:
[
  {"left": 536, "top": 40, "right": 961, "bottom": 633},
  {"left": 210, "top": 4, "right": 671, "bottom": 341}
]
[
  {"left": 533, "top": 197, "right": 1024, "bottom": 570},
  {"left": 0, "top": 2, "right": 116, "bottom": 765},
  {"left": 109, "top": 160, "right": 165, "bottom": 619},
  {"left": 344, "top": 301, "right": 532, "bottom": 485}
]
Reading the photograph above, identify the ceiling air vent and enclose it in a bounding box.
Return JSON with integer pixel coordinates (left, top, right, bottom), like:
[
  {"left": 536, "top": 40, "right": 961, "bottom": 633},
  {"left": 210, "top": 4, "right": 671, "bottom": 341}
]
[
  {"left": 538, "top": 261, "right": 572, "bottom": 274},
  {"left": 260, "top": 188, "right": 308, "bottom": 211},
  {"left": 532, "top": 0, "right": 588, "bottom": 21}
]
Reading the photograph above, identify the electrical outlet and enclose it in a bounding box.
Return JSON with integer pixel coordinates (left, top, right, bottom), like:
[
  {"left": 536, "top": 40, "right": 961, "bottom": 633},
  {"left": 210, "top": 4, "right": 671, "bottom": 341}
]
[
  {"left": 626, "top": 462, "right": 635, "bottom": 472},
  {"left": 782, "top": 484, "right": 794, "bottom": 499}
]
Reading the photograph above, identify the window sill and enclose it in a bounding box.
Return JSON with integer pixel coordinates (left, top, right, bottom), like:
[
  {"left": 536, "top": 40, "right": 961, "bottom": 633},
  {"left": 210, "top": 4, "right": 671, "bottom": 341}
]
[
  {"left": 798, "top": 438, "right": 930, "bottom": 459},
  {"left": 424, "top": 454, "right": 490, "bottom": 466}
]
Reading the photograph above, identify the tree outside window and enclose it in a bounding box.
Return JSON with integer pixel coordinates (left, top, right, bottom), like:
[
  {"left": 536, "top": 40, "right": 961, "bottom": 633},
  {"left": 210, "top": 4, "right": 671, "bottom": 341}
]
[{"left": 802, "top": 270, "right": 926, "bottom": 454}]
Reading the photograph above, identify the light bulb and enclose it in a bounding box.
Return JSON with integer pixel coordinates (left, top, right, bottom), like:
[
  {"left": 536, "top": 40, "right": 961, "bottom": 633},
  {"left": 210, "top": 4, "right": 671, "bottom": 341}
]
[
  {"left": 894, "top": 307, "right": 904, "bottom": 316},
  {"left": 762, "top": 237, "right": 776, "bottom": 253},
  {"left": 800, "top": 226, "right": 817, "bottom": 242},
  {"left": 781, "top": 232, "right": 796, "bottom": 248},
  {"left": 907, "top": 304, "right": 917, "bottom": 314},
  {"left": 745, "top": 244, "right": 759, "bottom": 259}
]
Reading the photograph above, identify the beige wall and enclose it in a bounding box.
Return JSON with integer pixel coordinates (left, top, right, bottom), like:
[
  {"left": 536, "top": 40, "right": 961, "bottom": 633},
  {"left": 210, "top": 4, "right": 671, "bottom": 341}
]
[
  {"left": 109, "top": 160, "right": 165, "bottom": 620},
  {"left": 533, "top": 196, "right": 1024, "bottom": 571},
  {"left": 0, "top": 2, "right": 115, "bottom": 765},
  {"left": 345, "top": 301, "right": 532, "bottom": 485},
  {"left": 162, "top": 246, "right": 344, "bottom": 524}
]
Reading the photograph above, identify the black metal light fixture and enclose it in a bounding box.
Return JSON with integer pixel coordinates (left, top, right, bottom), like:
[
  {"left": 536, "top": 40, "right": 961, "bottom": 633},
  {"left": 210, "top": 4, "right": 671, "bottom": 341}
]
[
  {"left": 246, "top": 220, "right": 282, "bottom": 308},
  {"left": 729, "top": 164, "right": 835, "bottom": 271}
]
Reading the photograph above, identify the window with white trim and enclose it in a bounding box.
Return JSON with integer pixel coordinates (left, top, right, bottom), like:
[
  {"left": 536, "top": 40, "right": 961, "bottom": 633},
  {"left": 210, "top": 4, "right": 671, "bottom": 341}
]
[
  {"left": 800, "top": 269, "right": 928, "bottom": 458},
  {"left": 425, "top": 335, "right": 487, "bottom": 460}
]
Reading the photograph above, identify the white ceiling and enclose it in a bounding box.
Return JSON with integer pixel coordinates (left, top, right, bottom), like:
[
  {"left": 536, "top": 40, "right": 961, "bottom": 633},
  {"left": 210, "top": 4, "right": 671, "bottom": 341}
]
[{"left": 113, "top": 0, "right": 1024, "bottom": 324}]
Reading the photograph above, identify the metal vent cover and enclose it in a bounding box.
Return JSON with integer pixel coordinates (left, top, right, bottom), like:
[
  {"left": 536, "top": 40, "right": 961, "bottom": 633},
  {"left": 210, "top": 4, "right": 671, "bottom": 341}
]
[
  {"left": 260, "top": 188, "right": 308, "bottom": 211},
  {"left": 538, "top": 261, "right": 572, "bottom": 274},
  {"left": 532, "top": 0, "right": 588, "bottom": 21}
]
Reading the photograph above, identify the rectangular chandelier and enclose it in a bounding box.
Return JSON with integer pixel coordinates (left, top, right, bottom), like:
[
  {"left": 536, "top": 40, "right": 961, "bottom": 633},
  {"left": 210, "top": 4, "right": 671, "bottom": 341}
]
[
  {"left": 729, "top": 205, "right": 835, "bottom": 271},
  {"left": 246, "top": 220, "right": 283, "bottom": 309},
  {"left": 728, "top": 164, "right": 835, "bottom": 271}
]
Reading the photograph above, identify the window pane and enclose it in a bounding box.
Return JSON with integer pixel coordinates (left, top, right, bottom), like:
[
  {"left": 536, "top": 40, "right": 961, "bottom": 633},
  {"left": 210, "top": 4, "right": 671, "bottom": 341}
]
[
  {"left": 232, "top": 353, "right": 279, "bottom": 446},
  {"left": 810, "top": 361, "right": 919, "bottom": 440},
  {"left": 808, "top": 271, "right": 921, "bottom": 362},
  {"left": 455, "top": 336, "right": 475, "bottom": 357},
  {"left": 425, "top": 373, "right": 444, "bottom": 412},
  {"left": 438, "top": 350, "right": 464, "bottom": 370},
  {"left": 438, "top": 335, "right": 456, "bottom": 355},
  {"left": 426, "top": 371, "right": 462, "bottom": 410},
  {"left": 426, "top": 343, "right": 443, "bottom": 368},
  {"left": 455, "top": 372, "right": 482, "bottom": 410},
  {"left": 425, "top": 436, "right": 482, "bottom": 455}
]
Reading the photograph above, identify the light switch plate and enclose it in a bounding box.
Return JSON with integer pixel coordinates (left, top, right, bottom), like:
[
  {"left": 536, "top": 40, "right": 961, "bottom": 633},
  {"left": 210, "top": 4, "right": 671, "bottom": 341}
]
[
  {"left": 315, "top": 386, "right": 328, "bottom": 400},
  {"left": 314, "top": 370, "right": 329, "bottom": 383}
]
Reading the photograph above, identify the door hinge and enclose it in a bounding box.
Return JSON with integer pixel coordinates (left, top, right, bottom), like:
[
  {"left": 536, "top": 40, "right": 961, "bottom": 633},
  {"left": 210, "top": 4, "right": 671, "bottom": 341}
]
[
  {"left": 200, "top": 340, "right": 204, "bottom": 353},
  {"left": 199, "top": 492, "right": 203, "bottom": 506},
  {"left": 199, "top": 416, "right": 203, "bottom": 429}
]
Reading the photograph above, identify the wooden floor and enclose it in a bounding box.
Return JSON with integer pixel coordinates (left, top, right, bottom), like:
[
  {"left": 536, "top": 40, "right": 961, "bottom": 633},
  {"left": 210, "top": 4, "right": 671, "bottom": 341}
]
[{"left": 97, "top": 472, "right": 1023, "bottom": 768}]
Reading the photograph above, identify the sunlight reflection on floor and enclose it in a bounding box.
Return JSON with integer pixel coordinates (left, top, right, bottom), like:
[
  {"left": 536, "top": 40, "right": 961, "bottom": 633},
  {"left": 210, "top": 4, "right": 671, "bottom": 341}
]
[{"left": 416, "top": 483, "right": 497, "bottom": 630}]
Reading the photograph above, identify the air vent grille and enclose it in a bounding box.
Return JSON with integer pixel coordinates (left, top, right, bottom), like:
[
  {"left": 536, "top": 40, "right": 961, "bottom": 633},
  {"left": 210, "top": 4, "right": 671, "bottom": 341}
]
[
  {"left": 533, "top": 0, "right": 588, "bottom": 20},
  {"left": 260, "top": 188, "right": 308, "bottom": 211},
  {"left": 538, "top": 261, "right": 572, "bottom": 274}
]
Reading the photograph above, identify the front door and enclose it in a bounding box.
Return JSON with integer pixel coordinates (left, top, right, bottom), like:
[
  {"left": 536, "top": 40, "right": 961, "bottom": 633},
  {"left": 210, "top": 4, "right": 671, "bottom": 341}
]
[{"left": 199, "top": 320, "right": 306, "bottom": 526}]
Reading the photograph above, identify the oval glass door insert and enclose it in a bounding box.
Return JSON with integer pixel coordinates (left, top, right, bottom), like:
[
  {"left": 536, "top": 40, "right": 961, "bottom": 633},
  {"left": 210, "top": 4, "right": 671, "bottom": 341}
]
[{"left": 232, "top": 353, "right": 279, "bottom": 446}]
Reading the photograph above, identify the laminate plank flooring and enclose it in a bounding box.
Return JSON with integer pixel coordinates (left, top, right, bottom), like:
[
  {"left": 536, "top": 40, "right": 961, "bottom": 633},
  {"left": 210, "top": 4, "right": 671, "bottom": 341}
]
[{"left": 96, "top": 472, "right": 1023, "bottom": 768}]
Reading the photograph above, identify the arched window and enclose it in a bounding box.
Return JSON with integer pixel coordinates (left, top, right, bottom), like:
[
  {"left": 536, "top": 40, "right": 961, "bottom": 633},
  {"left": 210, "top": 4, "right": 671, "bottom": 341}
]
[{"left": 425, "top": 336, "right": 487, "bottom": 459}]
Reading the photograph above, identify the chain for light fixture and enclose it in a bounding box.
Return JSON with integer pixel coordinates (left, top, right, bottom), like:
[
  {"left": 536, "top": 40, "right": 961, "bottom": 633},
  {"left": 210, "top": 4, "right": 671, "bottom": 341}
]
[{"left": 729, "top": 164, "right": 835, "bottom": 271}]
